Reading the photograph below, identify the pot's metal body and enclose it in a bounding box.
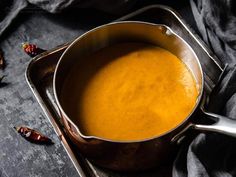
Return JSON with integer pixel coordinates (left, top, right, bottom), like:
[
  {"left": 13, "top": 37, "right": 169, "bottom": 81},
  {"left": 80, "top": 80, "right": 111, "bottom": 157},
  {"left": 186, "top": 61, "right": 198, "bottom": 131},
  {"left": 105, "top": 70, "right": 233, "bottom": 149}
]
[
  {"left": 53, "top": 22, "right": 236, "bottom": 171},
  {"left": 62, "top": 114, "right": 193, "bottom": 170}
]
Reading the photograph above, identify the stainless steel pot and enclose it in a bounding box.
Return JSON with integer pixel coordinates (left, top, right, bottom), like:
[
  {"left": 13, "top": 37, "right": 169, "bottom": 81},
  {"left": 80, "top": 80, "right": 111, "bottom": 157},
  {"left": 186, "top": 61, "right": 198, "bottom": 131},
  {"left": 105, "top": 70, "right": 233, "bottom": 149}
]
[{"left": 53, "top": 21, "right": 236, "bottom": 171}]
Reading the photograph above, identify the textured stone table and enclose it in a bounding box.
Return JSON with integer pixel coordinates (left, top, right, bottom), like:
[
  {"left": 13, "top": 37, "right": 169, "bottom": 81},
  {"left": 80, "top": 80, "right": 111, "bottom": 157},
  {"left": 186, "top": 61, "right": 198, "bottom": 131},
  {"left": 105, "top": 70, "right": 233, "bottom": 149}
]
[{"left": 0, "top": 1, "right": 195, "bottom": 176}]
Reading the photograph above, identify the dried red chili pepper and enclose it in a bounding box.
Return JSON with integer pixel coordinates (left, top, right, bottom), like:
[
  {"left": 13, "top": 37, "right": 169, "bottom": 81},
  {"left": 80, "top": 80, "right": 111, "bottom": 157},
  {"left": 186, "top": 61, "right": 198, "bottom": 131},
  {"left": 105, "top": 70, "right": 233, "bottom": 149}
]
[
  {"left": 0, "top": 48, "right": 5, "bottom": 69},
  {"left": 22, "top": 42, "right": 45, "bottom": 57},
  {"left": 14, "top": 126, "right": 53, "bottom": 145}
]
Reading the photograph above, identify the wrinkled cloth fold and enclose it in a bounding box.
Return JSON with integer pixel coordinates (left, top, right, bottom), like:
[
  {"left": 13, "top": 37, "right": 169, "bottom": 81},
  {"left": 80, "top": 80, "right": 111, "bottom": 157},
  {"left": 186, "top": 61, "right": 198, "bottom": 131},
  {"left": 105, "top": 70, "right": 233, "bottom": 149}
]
[
  {"left": 190, "top": 0, "right": 236, "bottom": 64},
  {"left": 27, "top": 0, "right": 136, "bottom": 14},
  {"left": 0, "top": 0, "right": 135, "bottom": 36},
  {"left": 0, "top": 0, "right": 27, "bottom": 35},
  {"left": 173, "top": 0, "right": 236, "bottom": 177}
]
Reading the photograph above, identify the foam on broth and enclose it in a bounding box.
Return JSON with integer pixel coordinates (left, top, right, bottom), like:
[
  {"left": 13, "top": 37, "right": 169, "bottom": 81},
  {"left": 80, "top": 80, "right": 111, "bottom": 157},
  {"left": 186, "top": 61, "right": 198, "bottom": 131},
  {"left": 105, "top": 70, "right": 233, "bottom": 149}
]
[{"left": 61, "top": 42, "right": 198, "bottom": 141}]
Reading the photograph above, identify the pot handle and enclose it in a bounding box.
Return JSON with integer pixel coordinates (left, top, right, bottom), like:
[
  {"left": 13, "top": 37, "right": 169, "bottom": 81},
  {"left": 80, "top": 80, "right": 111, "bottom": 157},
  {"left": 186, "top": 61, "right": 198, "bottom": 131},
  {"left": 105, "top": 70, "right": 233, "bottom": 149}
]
[{"left": 192, "top": 109, "right": 236, "bottom": 137}]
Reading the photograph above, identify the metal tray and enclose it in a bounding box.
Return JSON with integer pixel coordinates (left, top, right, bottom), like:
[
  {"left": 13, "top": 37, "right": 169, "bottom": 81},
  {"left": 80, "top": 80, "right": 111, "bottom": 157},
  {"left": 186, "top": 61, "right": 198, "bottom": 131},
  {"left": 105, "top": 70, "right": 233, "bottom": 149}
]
[{"left": 26, "top": 5, "right": 224, "bottom": 177}]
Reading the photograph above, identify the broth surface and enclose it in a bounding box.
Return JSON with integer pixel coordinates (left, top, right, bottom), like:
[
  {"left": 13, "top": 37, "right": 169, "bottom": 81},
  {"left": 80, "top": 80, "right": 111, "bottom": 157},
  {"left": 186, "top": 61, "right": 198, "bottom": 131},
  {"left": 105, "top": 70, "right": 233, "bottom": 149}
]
[{"left": 61, "top": 42, "right": 198, "bottom": 141}]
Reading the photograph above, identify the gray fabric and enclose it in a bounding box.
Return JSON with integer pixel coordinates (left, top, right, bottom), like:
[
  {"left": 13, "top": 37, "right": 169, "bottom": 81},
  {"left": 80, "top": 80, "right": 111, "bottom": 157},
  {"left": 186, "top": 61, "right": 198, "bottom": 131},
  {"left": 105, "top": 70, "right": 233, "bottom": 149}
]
[
  {"left": 173, "top": 0, "right": 236, "bottom": 177},
  {"left": 0, "top": 0, "right": 27, "bottom": 34},
  {"left": 0, "top": 0, "right": 135, "bottom": 36},
  {"left": 27, "top": 0, "right": 136, "bottom": 14},
  {"left": 190, "top": 0, "right": 236, "bottom": 64}
]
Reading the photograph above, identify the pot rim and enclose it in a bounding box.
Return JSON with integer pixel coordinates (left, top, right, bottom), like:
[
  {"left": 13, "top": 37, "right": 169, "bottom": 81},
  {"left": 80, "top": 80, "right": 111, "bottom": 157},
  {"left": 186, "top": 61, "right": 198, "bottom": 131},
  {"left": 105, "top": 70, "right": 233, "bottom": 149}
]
[{"left": 53, "top": 21, "right": 204, "bottom": 143}]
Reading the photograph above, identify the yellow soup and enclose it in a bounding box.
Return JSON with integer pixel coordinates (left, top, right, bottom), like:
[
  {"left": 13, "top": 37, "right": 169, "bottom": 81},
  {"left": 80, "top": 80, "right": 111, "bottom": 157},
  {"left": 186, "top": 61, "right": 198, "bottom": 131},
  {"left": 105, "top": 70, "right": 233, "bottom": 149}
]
[{"left": 61, "top": 42, "right": 198, "bottom": 141}]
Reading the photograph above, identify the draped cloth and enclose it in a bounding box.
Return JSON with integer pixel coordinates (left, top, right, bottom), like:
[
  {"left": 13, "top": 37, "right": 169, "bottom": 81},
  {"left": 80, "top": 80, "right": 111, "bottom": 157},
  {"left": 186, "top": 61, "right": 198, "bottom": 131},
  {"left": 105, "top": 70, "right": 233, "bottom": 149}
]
[
  {"left": 173, "top": 1, "right": 236, "bottom": 176},
  {"left": 0, "top": 0, "right": 135, "bottom": 35}
]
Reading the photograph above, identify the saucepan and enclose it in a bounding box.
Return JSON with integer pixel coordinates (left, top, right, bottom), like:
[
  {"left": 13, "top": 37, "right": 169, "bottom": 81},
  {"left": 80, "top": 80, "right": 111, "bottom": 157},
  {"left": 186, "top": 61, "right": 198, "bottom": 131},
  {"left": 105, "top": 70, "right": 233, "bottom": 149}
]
[{"left": 53, "top": 21, "right": 236, "bottom": 171}]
